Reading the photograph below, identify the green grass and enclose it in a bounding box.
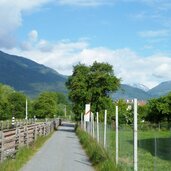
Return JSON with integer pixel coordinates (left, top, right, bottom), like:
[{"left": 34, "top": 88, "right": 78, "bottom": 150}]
[
  {"left": 103, "top": 125, "right": 171, "bottom": 171},
  {"left": 0, "top": 133, "right": 53, "bottom": 171},
  {"left": 76, "top": 126, "right": 122, "bottom": 171}
]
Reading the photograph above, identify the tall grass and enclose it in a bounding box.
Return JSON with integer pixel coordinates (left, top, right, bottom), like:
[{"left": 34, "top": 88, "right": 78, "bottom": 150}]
[
  {"left": 0, "top": 133, "right": 53, "bottom": 171},
  {"left": 76, "top": 127, "right": 122, "bottom": 171}
]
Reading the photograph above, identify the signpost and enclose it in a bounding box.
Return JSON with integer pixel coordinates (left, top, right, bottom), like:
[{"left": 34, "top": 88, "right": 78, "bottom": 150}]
[{"left": 84, "top": 104, "right": 91, "bottom": 132}]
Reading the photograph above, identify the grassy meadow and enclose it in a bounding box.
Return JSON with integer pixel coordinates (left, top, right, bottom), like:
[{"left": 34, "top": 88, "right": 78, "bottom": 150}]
[{"left": 99, "top": 124, "right": 171, "bottom": 171}]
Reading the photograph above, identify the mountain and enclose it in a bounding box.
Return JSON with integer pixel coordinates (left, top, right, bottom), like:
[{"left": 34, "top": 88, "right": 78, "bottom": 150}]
[
  {"left": 0, "top": 51, "right": 67, "bottom": 97},
  {"left": 112, "top": 84, "right": 152, "bottom": 100},
  {"left": 130, "top": 83, "right": 149, "bottom": 92},
  {"left": 1, "top": 51, "right": 171, "bottom": 100},
  {"left": 148, "top": 81, "right": 171, "bottom": 97}
]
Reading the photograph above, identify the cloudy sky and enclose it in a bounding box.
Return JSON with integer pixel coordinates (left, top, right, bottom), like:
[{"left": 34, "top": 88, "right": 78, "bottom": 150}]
[{"left": 1, "top": 0, "right": 171, "bottom": 88}]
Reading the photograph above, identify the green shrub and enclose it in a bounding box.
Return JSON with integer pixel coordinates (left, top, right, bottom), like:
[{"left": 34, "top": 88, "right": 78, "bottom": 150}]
[{"left": 76, "top": 127, "right": 122, "bottom": 171}]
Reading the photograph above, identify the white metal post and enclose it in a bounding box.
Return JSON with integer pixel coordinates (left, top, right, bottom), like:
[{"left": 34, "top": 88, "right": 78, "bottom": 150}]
[
  {"left": 96, "top": 112, "right": 99, "bottom": 143},
  {"left": 81, "top": 113, "right": 83, "bottom": 129},
  {"left": 92, "top": 113, "right": 95, "bottom": 138},
  {"left": 64, "top": 105, "right": 66, "bottom": 117},
  {"left": 104, "top": 110, "right": 107, "bottom": 148},
  {"left": 134, "top": 98, "right": 138, "bottom": 171},
  {"left": 116, "top": 106, "right": 119, "bottom": 165},
  {"left": 84, "top": 120, "right": 86, "bottom": 132},
  {"left": 25, "top": 99, "right": 28, "bottom": 120}
]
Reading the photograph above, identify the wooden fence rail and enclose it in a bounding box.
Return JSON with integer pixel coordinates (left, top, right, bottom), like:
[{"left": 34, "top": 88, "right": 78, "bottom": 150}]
[{"left": 0, "top": 119, "right": 60, "bottom": 162}]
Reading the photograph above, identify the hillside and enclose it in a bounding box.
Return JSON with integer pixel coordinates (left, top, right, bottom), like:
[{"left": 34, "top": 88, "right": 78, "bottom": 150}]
[
  {"left": 0, "top": 51, "right": 67, "bottom": 97},
  {"left": 148, "top": 81, "right": 171, "bottom": 97},
  {"left": 0, "top": 51, "right": 171, "bottom": 100},
  {"left": 112, "top": 84, "right": 153, "bottom": 100}
]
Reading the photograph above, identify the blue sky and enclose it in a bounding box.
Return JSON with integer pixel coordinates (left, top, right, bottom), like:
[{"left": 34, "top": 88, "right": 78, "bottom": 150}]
[{"left": 1, "top": 0, "right": 171, "bottom": 88}]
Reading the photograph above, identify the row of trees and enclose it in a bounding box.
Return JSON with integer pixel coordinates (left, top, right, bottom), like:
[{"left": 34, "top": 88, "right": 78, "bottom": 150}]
[
  {"left": 0, "top": 84, "right": 70, "bottom": 120},
  {"left": 139, "top": 93, "right": 171, "bottom": 123},
  {"left": 113, "top": 93, "right": 171, "bottom": 124}
]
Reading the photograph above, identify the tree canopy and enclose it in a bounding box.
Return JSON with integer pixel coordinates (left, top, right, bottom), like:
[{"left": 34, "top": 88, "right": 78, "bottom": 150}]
[
  {"left": 144, "top": 92, "right": 171, "bottom": 123},
  {"left": 33, "top": 92, "right": 70, "bottom": 118},
  {"left": 0, "top": 83, "right": 70, "bottom": 120},
  {"left": 66, "top": 62, "right": 120, "bottom": 120}
]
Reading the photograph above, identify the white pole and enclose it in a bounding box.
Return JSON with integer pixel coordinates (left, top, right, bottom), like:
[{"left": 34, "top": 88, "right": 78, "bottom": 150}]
[
  {"left": 104, "top": 110, "right": 107, "bottom": 148},
  {"left": 116, "top": 106, "right": 119, "bottom": 165},
  {"left": 96, "top": 112, "right": 99, "bottom": 143},
  {"left": 84, "top": 121, "right": 86, "bottom": 132},
  {"left": 134, "top": 98, "right": 138, "bottom": 171},
  {"left": 92, "top": 113, "right": 95, "bottom": 138},
  {"left": 64, "top": 105, "right": 66, "bottom": 117},
  {"left": 81, "top": 113, "right": 83, "bottom": 129},
  {"left": 25, "top": 99, "right": 28, "bottom": 120},
  {"left": 90, "top": 112, "right": 92, "bottom": 135}
]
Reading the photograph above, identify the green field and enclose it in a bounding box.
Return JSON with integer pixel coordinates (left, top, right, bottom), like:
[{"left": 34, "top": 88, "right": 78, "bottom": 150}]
[{"left": 96, "top": 124, "right": 171, "bottom": 171}]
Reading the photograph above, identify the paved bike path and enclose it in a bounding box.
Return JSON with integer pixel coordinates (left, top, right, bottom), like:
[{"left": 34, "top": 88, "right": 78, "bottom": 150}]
[{"left": 21, "top": 122, "right": 94, "bottom": 171}]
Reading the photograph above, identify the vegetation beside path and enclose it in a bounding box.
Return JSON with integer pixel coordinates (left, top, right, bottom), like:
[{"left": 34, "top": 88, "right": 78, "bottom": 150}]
[
  {"left": 0, "top": 132, "right": 53, "bottom": 171},
  {"left": 76, "top": 126, "right": 122, "bottom": 171}
]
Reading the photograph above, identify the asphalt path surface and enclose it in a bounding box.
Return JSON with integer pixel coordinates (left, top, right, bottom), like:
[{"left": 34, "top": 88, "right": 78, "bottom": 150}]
[{"left": 21, "top": 122, "right": 94, "bottom": 171}]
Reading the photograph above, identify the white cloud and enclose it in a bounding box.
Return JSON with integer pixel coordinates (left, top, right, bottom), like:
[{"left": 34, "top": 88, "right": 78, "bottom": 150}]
[
  {"left": 3, "top": 33, "right": 171, "bottom": 89},
  {"left": 0, "top": 0, "right": 51, "bottom": 48},
  {"left": 139, "top": 29, "right": 170, "bottom": 38},
  {"left": 29, "top": 30, "right": 38, "bottom": 42},
  {"left": 57, "top": 0, "right": 115, "bottom": 6}
]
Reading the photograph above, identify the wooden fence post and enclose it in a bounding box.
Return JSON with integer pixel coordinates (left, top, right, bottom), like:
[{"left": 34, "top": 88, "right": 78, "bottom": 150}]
[
  {"left": 24, "top": 126, "right": 29, "bottom": 147},
  {"left": 1, "top": 121, "right": 3, "bottom": 130},
  {"left": 43, "top": 124, "right": 46, "bottom": 136},
  {"left": 15, "top": 128, "right": 19, "bottom": 151},
  {"left": 0, "top": 131, "right": 4, "bottom": 162},
  {"left": 34, "top": 126, "right": 37, "bottom": 141}
]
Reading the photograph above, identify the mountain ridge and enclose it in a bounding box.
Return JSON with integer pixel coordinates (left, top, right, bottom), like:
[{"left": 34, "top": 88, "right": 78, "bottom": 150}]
[
  {"left": 0, "top": 51, "right": 67, "bottom": 97},
  {"left": 0, "top": 50, "right": 171, "bottom": 99}
]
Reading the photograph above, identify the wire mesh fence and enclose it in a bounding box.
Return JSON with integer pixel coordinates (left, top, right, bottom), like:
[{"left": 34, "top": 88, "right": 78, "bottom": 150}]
[{"left": 84, "top": 120, "right": 171, "bottom": 171}]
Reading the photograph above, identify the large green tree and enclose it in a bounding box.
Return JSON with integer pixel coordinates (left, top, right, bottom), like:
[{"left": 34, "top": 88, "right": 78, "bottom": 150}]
[
  {"left": 33, "top": 92, "right": 58, "bottom": 118},
  {"left": 0, "top": 84, "right": 14, "bottom": 120},
  {"left": 66, "top": 62, "right": 120, "bottom": 120},
  {"left": 144, "top": 92, "right": 171, "bottom": 123},
  {"left": 32, "top": 92, "right": 70, "bottom": 118},
  {"left": 8, "top": 92, "right": 27, "bottom": 119}
]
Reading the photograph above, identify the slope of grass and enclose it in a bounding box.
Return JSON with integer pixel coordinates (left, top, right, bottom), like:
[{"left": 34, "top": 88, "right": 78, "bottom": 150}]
[
  {"left": 76, "top": 127, "right": 122, "bottom": 171},
  {"left": 0, "top": 133, "right": 53, "bottom": 171}
]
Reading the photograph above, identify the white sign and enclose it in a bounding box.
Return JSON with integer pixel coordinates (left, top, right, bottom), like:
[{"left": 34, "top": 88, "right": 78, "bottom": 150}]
[{"left": 84, "top": 104, "right": 90, "bottom": 122}]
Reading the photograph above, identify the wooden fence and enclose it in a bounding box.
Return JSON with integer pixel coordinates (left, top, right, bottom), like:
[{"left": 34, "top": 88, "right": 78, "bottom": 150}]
[{"left": 0, "top": 119, "right": 60, "bottom": 162}]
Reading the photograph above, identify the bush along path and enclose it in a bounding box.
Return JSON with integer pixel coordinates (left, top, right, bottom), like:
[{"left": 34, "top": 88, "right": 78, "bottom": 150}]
[
  {"left": 20, "top": 122, "right": 94, "bottom": 171},
  {"left": 76, "top": 127, "right": 122, "bottom": 171}
]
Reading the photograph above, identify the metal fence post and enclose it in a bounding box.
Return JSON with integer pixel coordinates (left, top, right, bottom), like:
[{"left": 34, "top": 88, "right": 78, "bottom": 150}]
[
  {"left": 116, "top": 105, "right": 119, "bottom": 165},
  {"left": 104, "top": 110, "right": 107, "bottom": 148},
  {"left": 81, "top": 113, "right": 83, "bottom": 129},
  {"left": 96, "top": 112, "right": 99, "bottom": 143},
  {"left": 92, "top": 113, "right": 94, "bottom": 138},
  {"left": 134, "top": 98, "right": 138, "bottom": 171}
]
